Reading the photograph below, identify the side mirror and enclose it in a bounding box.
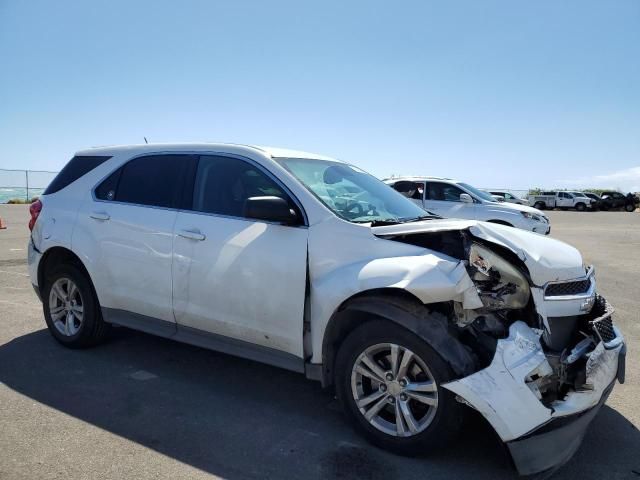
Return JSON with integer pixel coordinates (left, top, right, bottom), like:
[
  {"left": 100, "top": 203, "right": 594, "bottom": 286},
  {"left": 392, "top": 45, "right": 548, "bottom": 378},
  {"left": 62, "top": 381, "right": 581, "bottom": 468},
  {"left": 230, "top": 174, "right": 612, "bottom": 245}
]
[
  {"left": 460, "top": 193, "right": 474, "bottom": 203},
  {"left": 243, "top": 196, "right": 298, "bottom": 225}
]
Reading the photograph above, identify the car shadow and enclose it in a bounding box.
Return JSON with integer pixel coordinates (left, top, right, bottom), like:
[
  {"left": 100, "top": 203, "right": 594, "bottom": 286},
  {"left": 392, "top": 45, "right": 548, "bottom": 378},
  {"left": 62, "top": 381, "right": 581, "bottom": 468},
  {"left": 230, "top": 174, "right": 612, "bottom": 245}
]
[{"left": 0, "top": 328, "right": 637, "bottom": 479}]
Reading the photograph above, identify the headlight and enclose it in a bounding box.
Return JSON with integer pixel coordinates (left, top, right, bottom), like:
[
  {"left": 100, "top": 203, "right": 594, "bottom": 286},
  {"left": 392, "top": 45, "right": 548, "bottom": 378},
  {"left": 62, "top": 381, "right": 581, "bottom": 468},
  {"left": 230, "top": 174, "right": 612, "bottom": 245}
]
[
  {"left": 468, "top": 243, "right": 530, "bottom": 309},
  {"left": 521, "top": 211, "right": 542, "bottom": 221}
]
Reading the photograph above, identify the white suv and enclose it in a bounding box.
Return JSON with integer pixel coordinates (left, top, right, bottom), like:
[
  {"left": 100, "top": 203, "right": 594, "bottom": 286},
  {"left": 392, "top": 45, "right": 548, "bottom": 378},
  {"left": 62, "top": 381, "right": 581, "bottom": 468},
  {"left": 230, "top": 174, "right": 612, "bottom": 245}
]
[
  {"left": 385, "top": 177, "right": 550, "bottom": 234},
  {"left": 28, "top": 144, "right": 624, "bottom": 476}
]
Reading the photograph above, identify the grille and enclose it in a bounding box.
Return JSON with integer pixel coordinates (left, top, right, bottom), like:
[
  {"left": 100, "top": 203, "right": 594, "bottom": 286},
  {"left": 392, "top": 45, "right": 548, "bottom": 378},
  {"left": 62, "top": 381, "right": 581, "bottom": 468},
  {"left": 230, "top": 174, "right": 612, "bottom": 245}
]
[
  {"left": 591, "top": 315, "right": 616, "bottom": 343},
  {"left": 545, "top": 279, "right": 591, "bottom": 297}
]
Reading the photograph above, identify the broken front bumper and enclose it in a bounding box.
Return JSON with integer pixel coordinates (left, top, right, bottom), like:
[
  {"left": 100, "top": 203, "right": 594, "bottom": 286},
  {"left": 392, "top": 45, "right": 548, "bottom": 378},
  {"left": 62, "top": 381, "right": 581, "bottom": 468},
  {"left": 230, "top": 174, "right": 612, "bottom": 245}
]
[
  {"left": 507, "top": 374, "right": 619, "bottom": 475},
  {"left": 443, "top": 310, "right": 625, "bottom": 475}
]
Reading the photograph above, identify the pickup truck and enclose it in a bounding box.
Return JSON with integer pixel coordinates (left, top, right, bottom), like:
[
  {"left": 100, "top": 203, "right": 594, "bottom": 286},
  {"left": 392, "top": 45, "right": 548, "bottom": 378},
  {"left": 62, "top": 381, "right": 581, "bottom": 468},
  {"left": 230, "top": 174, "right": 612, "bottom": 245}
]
[{"left": 529, "top": 191, "right": 594, "bottom": 211}]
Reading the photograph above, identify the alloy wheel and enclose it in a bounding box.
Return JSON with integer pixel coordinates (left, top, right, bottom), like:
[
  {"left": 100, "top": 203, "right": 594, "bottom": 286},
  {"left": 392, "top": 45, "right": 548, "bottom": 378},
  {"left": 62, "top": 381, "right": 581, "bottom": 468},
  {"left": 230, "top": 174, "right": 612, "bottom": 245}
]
[
  {"left": 48, "top": 277, "right": 84, "bottom": 336},
  {"left": 351, "top": 343, "right": 438, "bottom": 437}
]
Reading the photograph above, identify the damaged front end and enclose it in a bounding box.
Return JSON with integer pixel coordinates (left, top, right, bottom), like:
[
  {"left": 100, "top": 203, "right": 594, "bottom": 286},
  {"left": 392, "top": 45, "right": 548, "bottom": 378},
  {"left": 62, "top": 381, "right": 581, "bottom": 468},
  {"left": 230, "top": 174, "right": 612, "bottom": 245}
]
[{"left": 376, "top": 225, "right": 626, "bottom": 476}]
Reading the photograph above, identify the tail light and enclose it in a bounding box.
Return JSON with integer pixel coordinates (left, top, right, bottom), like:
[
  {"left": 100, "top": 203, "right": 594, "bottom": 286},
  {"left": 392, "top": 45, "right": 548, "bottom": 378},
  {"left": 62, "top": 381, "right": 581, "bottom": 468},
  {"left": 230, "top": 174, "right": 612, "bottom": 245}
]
[{"left": 29, "top": 199, "right": 42, "bottom": 231}]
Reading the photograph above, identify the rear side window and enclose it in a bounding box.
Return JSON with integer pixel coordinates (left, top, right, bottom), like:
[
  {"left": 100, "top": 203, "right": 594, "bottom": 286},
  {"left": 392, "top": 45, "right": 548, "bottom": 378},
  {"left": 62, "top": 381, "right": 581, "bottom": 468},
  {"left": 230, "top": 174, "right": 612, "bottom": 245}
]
[
  {"left": 95, "top": 154, "right": 191, "bottom": 208},
  {"left": 44, "top": 156, "right": 112, "bottom": 195}
]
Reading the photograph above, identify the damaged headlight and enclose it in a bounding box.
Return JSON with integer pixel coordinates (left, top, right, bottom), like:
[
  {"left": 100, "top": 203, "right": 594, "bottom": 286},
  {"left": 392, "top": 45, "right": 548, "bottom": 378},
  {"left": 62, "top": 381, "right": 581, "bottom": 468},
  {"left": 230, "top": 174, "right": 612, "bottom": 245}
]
[
  {"left": 521, "top": 211, "right": 542, "bottom": 222},
  {"left": 468, "top": 243, "right": 530, "bottom": 309}
]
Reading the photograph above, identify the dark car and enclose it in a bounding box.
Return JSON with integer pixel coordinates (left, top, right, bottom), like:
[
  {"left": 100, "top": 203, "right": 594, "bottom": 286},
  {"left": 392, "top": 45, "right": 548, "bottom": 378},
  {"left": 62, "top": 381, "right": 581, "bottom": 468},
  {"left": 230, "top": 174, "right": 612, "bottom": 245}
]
[
  {"left": 584, "top": 192, "right": 602, "bottom": 209},
  {"left": 600, "top": 191, "right": 639, "bottom": 212}
]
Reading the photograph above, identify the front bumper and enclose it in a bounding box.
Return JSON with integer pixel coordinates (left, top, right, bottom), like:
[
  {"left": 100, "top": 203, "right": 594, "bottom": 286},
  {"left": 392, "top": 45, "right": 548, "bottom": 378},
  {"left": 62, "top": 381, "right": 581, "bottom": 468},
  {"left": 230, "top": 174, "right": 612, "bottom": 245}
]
[
  {"left": 506, "top": 378, "right": 617, "bottom": 475},
  {"left": 443, "top": 309, "right": 625, "bottom": 475}
]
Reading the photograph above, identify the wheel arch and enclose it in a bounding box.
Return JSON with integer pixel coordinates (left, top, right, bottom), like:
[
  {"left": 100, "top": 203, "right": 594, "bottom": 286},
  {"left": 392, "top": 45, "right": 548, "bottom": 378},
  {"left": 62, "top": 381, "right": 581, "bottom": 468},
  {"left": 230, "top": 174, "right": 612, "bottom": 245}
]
[
  {"left": 38, "top": 246, "right": 97, "bottom": 300},
  {"left": 319, "top": 288, "right": 476, "bottom": 389}
]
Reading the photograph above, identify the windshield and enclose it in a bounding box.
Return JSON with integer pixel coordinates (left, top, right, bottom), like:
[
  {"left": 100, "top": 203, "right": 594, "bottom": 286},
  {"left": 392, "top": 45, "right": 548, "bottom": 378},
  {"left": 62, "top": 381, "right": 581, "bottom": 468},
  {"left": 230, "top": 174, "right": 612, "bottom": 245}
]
[
  {"left": 458, "top": 183, "right": 497, "bottom": 202},
  {"left": 276, "top": 158, "right": 431, "bottom": 223}
]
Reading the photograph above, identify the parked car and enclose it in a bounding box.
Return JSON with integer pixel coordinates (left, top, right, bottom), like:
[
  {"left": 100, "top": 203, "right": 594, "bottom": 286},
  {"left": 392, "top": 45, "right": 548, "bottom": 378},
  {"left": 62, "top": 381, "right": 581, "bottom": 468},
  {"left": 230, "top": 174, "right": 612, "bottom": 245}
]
[
  {"left": 583, "top": 192, "right": 602, "bottom": 209},
  {"left": 529, "top": 191, "right": 594, "bottom": 211},
  {"left": 486, "top": 190, "right": 528, "bottom": 205},
  {"left": 385, "top": 177, "right": 550, "bottom": 234},
  {"left": 599, "top": 191, "right": 640, "bottom": 212},
  {"left": 28, "top": 144, "right": 625, "bottom": 476}
]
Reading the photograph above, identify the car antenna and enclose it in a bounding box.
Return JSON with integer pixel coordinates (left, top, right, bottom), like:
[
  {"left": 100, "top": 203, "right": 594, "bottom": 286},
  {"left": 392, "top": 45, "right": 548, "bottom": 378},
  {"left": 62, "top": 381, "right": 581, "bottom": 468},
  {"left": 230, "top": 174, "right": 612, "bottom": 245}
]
[{"left": 144, "top": 136, "right": 149, "bottom": 144}]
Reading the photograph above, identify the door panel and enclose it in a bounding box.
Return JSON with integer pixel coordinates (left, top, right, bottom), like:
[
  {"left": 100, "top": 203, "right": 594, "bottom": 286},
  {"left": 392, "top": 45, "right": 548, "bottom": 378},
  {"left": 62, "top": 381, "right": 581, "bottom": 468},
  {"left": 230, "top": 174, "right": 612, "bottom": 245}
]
[
  {"left": 173, "top": 214, "right": 308, "bottom": 355},
  {"left": 172, "top": 154, "right": 308, "bottom": 357},
  {"left": 78, "top": 202, "right": 177, "bottom": 322},
  {"left": 75, "top": 154, "right": 193, "bottom": 323}
]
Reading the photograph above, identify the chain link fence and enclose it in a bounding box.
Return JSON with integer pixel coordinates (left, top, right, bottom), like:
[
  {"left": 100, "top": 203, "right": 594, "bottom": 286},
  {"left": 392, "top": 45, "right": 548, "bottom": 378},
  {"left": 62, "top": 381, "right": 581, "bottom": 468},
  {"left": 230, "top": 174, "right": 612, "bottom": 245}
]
[{"left": 0, "top": 169, "right": 58, "bottom": 203}]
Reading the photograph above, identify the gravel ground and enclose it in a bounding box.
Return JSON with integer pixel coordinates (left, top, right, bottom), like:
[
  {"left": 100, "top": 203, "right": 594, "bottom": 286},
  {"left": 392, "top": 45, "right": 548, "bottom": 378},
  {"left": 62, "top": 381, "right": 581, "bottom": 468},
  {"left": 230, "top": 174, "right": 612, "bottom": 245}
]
[{"left": 0, "top": 205, "right": 638, "bottom": 480}]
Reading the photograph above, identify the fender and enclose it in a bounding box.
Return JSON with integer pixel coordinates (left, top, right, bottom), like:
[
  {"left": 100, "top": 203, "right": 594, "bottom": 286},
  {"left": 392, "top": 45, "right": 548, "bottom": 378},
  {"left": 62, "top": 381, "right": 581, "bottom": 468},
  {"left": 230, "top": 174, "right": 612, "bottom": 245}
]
[{"left": 308, "top": 252, "right": 483, "bottom": 368}]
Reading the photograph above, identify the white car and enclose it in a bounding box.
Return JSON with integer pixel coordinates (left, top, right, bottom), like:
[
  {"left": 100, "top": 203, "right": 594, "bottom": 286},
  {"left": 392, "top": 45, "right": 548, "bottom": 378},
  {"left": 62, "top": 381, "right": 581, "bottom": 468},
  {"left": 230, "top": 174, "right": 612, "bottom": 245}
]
[
  {"left": 486, "top": 190, "right": 529, "bottom": 205},
  {"left": 28, "top": 144, "right": 624, "bottom": 476},
  {"left": 385, "top": 177, "right": 551, "bottom": 234}
]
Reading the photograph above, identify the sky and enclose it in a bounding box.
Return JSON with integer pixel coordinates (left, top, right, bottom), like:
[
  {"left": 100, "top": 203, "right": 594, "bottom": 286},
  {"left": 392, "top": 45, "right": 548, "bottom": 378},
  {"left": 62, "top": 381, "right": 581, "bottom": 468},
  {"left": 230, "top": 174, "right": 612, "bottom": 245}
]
[{"left": 0, "top": 0, "right": 639, "bottom": 191}]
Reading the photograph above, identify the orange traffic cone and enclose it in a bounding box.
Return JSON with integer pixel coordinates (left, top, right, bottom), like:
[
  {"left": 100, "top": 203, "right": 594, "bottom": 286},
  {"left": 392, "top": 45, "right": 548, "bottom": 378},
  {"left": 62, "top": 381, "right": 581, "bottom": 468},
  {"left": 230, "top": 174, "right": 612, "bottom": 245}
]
[{"left": 0, "top": 217, "right": 6, "bottom": 229}]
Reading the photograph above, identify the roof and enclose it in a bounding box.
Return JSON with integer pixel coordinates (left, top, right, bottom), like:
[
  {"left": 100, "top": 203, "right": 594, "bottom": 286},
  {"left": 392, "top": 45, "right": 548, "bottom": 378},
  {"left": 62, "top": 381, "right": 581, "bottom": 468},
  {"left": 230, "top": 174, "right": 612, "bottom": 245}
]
[{"left": 75, "top": 143, "right": 338, "bottom": 161}]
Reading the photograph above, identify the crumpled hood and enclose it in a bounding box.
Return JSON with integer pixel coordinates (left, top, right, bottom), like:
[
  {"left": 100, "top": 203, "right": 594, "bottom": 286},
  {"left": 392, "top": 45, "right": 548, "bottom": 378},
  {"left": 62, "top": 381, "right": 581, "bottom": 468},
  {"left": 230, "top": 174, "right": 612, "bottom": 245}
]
[{"left": 372, "top": 219, "right": 585, "bottom": 285}]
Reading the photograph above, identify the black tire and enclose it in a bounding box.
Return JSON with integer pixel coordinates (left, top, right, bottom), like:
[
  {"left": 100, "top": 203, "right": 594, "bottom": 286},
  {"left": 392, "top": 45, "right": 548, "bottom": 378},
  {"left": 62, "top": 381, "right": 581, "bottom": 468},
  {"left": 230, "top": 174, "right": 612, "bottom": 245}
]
[
  {"left": 625, "top": 204, "right": 635, "bottom": 212},
  {"left": 534, "top": 202, "right": 545, "bottom": 210},
  {"left": 575, "top": 202, "right": 586, "bottom": 212},
  {"left": 42, "top": 264, "right": 109, "bottom": 348},
  {"left": 335, "top": 319, "right": 464, "bottom": 456}
]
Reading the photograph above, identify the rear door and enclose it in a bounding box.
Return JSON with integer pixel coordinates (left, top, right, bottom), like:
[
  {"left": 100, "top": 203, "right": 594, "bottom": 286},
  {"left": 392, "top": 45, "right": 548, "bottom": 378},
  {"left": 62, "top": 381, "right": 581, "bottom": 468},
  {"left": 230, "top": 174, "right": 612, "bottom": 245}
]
[
  {"left": 424, "top": 181, "right": 476, "bottom": 220},
  {"left": 76, "top": 154, "right": 193, "bottom": 328},
  {"left": 172, "top": 154, "right": 308, "bottom": 358}
]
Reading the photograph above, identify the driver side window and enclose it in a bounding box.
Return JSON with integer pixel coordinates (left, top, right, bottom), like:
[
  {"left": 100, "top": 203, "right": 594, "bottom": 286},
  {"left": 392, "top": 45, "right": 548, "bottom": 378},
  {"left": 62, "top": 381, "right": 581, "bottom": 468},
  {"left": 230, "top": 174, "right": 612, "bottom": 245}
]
[
  {"left": 426, "top": 182, "right": 465, "bottom": 202},
  {"left": 192, "top": 155, "right": 293, "bottom": 219}
]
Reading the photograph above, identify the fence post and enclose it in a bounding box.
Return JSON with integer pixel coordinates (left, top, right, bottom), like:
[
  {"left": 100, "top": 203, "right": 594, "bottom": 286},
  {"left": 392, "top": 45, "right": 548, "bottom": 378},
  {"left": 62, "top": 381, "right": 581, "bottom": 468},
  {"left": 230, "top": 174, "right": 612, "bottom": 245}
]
[{"left": 26, "top": 170, "right": 29, "bottom": 201}]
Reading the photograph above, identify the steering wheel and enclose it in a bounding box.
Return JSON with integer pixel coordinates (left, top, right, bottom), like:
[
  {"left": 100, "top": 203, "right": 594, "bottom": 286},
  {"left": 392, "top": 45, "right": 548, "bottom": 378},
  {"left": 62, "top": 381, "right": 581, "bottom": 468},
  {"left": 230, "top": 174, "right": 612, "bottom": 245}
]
[{"left": 344, "top": 200, "right": 365, "bottom": 218}]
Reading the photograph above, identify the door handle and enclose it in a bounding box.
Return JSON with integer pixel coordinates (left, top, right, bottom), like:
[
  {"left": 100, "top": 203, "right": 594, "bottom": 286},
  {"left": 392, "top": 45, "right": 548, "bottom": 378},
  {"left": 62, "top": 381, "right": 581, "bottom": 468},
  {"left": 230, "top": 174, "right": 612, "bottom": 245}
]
[
  {"left": 178, "top": 229, "right": 206, "bottom": 241},
  {"left": 90, "top": 212, "right": 110, "bottom": 221}
]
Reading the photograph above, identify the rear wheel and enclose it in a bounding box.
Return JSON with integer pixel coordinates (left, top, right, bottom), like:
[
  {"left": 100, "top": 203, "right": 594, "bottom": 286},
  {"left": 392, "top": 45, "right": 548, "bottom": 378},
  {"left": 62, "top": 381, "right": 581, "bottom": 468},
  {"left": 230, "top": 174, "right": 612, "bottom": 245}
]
[
  {"left": 335, "top": 320, "right": 463, "bottom": 456},
  {"left": 43, "top": 264, "right": 109, "bottom": 348},
  {"left": 534, "top": 202, "right": 545, "bottom": 210}
]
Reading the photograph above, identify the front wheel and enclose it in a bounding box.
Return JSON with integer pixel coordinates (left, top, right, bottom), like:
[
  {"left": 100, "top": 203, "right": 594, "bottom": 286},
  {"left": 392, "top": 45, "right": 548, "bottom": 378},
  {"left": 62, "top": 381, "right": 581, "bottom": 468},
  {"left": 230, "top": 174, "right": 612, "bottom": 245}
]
[
  {"left": 575, "top": 202, "right": 586, "bottom": 212},
  {"left": 625, "top": 204, "right": 636, "bottom": 212},
  {"left": 335, "top": 320, "right": 463, "bottom": 456}
]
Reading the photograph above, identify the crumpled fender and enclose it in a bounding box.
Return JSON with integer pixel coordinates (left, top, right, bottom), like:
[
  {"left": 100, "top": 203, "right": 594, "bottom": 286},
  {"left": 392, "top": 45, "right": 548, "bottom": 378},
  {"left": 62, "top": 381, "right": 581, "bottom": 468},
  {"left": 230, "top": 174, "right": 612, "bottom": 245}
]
[{"left": 308, "top": 253, "right": 483, "bottom": 364}]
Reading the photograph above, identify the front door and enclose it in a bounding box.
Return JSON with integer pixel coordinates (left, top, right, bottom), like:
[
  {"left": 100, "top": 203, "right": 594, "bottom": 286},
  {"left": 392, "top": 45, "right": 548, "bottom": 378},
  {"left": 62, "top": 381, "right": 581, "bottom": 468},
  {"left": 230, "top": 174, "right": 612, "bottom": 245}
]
[
  {"left": 172, "top": 154, "right": 309, "bottom": 358},
  {"left": 556, "top": 192, "right": 574, "bottom": 208},
  {"left": 424, "top": 181, "right": 476, "bottom": 220}
]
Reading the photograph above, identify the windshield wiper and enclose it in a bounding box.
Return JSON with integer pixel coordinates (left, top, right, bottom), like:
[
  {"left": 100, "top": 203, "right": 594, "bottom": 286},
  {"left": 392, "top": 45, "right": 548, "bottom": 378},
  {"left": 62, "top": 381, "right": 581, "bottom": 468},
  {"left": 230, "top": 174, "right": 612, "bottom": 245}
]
[
  {"left": 401, "top": 214, "right": 441, "bottom": 222},
  {"left": 367, "top": 219, "right": 403, "bottom": 227}
]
